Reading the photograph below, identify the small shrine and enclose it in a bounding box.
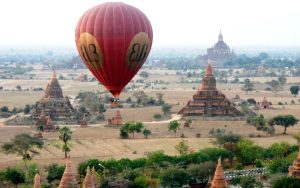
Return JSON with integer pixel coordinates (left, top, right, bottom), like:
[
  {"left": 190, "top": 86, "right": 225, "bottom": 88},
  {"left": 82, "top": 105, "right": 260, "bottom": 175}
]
[
  {"left": 210, "top": 158, "right": 227, "bottom": 188},
  {"left": 108, "top": 110, "right": 123, "bottom": 126},
  {"left": 58, "top": 157, "right": 78, "bottom": 188},
  {"left": 81, "top": 114, "right": 88, "bottom": 128},
  {"left": 259, "top": 96, "right": 271, "bottom": 109},
  {"left": 288, "top": 149, "right": 300, "bottom": 179}
]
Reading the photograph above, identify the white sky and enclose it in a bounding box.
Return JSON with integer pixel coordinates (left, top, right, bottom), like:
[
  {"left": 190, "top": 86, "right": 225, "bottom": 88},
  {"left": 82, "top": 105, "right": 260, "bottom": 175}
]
[{"left": 0, "top": 0, "right": 299, "bottom": 47}]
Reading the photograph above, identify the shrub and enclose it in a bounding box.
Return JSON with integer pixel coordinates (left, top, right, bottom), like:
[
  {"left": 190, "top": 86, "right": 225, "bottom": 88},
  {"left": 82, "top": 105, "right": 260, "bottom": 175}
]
[
  {"left": 134, "top": 176, "right": 147, "bottom": 188},
  {"left": 255, "top": 159, "right": 264, "bottom": 168},
  {"left": 272, "top": 176, "right": 300, "bottom": 188},
  {"left": 236, "top": 163, "right": 243, "bottom": 170},
  {"left": 153, "top": 114, "right": 162, "bottom": 120},
  {"left": 46, "top": 164, "right": 65, "bottom": 183}
]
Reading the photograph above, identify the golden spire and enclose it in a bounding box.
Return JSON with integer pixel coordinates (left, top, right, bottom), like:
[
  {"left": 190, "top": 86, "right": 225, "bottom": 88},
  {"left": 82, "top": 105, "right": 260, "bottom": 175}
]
[
  {"left": 91, "top": 167, "right": 98, "bottom": 188},
  {"left": 205, "top": 60, "right": 213, "bottom": 76},
  {"left": 210, "top": 158, "right": 227, "bottom": 188},
  {"left": 34, "top": 172, "right": 41, "bottom": 188},
  {"left": 58, "top": 156, "right": 78, "bottom": 188},
  {"left": 83, "top": 166, "right": 94, "bottom": 188}
]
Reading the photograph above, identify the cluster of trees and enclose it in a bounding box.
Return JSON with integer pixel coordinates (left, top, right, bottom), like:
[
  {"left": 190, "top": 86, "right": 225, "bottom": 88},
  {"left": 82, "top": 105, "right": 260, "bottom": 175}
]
[
  {"left": 131, "top": 91, "right": 165, "bottom": 107},
  {"left": 247, "top": 114, "right": 298, "bottom": 134},
  {"left": 120, "top": 121, "right": 151, "bottom": 139}
]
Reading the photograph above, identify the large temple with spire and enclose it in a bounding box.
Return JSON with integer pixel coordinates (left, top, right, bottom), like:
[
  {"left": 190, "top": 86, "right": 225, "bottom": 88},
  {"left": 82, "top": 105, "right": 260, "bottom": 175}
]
[
  {"left": 32, "top": 71, "right": 74, "bottom": 120},
  {"left": 198, "top": 30, "right": 236, "bottom": 67},
  {"left": 178, "top": 62, "right": 240, "bottom": 116}
]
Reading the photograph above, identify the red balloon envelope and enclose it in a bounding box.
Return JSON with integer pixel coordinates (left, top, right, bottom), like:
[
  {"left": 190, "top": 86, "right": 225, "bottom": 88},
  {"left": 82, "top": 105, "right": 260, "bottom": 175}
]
[{"left": 75, "top": 2, "right": 153, "bottom": 98}]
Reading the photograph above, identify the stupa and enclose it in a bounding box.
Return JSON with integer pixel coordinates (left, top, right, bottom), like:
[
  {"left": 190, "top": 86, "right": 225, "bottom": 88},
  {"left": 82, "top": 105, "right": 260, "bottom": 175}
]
[
  {"left": 34, "top": 172, "right": 41, "bottom": 188},
  {"left": 260, "top": 96, "right": 271, "bottom": 109},
  {"left": 36, "top": 108, "right": 47, "bottom": 126},
  {"left": 288, "top": 149, "right": 300, "bottom": 179},
  {"left": 210, "top": 158, "right": 227, "bottom": 188},
  {"left": 108, "top": 110, "right": 123, "bottom": 126},
  {"left": 44, "top": 116, "right": 55, "bottom": 132},
  {"left": 58, "top": 157, "right": 79, "bottom": 188},
  {"left": 91, "top": 167, "right": 98, "bottom": 187},
  {"left": 32, "top": 71, "right": 74, "bottom": 120},
  {"left": 83, "top": 166, "right": 95, "bottom": 188},
  {"left": 178, "top": 61, "right": 240, "bottom": 116}
]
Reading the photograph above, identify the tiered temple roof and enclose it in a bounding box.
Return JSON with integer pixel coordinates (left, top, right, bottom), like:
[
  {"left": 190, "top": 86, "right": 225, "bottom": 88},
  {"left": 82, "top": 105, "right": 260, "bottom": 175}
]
[
  {"left": 108, "top": 110, "right": 123, "bottom": 125},
  {"left": 288, "top": 149, "right": 300, "bottom": 179},
  {"left": 32, "top": 71, "right": 74, "bottom": 121},
  {"left": 210, "top": 158, "right": 227, "bottom": 188},
  {"left": 34, "top": 173, "right": 41, "bottom": 188},
  {"left": 178, "top": 62, "right": 240, "bottom": 116},
  {"left": 81, "top": 113, "right": 87, "bottom": 128},
  {"left": 58, "top": 157, "right": 78, "bottom": 188}
]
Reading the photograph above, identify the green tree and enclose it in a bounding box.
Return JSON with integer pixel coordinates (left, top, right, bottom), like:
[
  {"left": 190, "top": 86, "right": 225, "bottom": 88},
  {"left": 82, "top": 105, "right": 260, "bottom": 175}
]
[
  {"left": 2, "top": 134, "right": 43, "bottom": 169},
  {"left": 187, "top": 161, "right": 216, "bottom": 183},
  {"left": 236, "top": 139, "right": 263, "bottom": 167},
  {"left": 23, "top": 105, "right": 30, "bottom": 114},
  {"left": 162, "top": 103, "right": 172, "bottom": 115},
  {"left": 133, "top": 91, "right": 148, "bottom": 105},
  {"left": 168, "top": 120, "right": 180, "bottom": 137},
  {"left": 4, "top": 168, "right": 25, "bottom": 188},
  {"left": 215, "top": 133, "right": 242, "bottom": 167},
  {"left": 278, "top": 76, "right": 287, "bottom": 85},
  {"left": 0, "top": 106, "right": 9, "bottom": 112},
  {"left": 242, "top": 78, "right": 254, "bottom": 94},
  {"left": 269, "top": 115, "right": 299, "bottom": 134},
  {"left": 240, "top": 176, "right": 261, "bottom": 188},
  {"left": 142, "top": 129, "right": 151, "bottom": 138},
  {"left": 134, "top": 176, "right": 147, "bottom": 188},
  {"left": 98, "top": 103, "right": 106, "bottom": 113},
  {"left": 121, "top": 122, "right": 144, "bottom": 138},
  {"left": 156, "top": 93, "right": 165, "bottom": 105},
  {"left": 272, "top": 176, "right": 300, "bottom": 188},
  {"left": 16, "top": 85, "right": 22, "bottom": 91},
  {"left": 175, "top": 140, "right": 189, "bottom": 155},
  {"left": 161, "top": 167, "right": 190, "bottom": 188},
  {"left": 139, "top": 71, "right": 149, "bottom": 78},
  {"left": 59, "top": 126, "right": 72, "bottom": 158},
  {"left": 268, "top": 80, "right": 281, "bottom": 96},
  {"left": 46, "top": 163, "right": 65, "bottom": 183},
  {"left": 290, "top": 86, "right": 299, "bottom": 97}
]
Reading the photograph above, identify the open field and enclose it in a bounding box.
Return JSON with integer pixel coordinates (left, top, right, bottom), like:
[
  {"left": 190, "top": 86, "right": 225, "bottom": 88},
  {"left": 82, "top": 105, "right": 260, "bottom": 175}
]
[{"left": 0, "top": 68, "right": 300, "bottom": 169}]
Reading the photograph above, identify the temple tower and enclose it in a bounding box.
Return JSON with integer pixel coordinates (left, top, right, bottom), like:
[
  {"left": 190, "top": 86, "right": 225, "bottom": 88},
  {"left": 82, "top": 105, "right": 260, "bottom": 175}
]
[
  {"left": 58, "top": 157, "right": 78, "bottom": 188},
  {"left": 288, "top": 149, "right": 300, "bottom": 179},
  {"left": 83, "top": 166, "right": 95, "bottom": 188},
  {"left": 34, "top": 173, "right": 41, "bottom": 188},
  {"left": 44, "top": 116, "right": 54, "bottom": 132},
  {"left": 211, "top": 158, "right": 227, "bottom": 188},
  {"left": 91, "top": 167, "right": 98, "bottom": 188},
  {"left": 108, "top": 110, "right": 123, "bottom": 126},
  {"left": 178, "top": 61, "right": 240, "bottom": 116},
  {"left": 81, "top": 113, "right": 87, "bottom": 128}
]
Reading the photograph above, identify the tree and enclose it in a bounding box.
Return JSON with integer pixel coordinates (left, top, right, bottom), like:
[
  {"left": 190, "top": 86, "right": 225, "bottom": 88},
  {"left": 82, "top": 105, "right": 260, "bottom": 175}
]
[
  {"left": 247, "top": 98, "right": 256, "bottom": 105},
  {"left": 156, "top": 93, "right": 165, "bottom": 105},
  {"left": 272, "top": 176, "right": 300, "bottom": 188},
  {"left": 242, "top": 78, "right": 254, "bottom": 94},
  {"left": 236, "top": 139, "right": 263, "bottom": 167},
  {"left": 162, "top": 103, "right": 172, "bottom": 115},
  {"left": 168, "top": 120, "right": 180, "bottom": 137},
  {"left": 290, "top": 86, "right": 299, "bottom": 97},
  {"left": 161, "top": 167, "right": 190, "bottom": 188},
  {"left": 23, "top": 104, "right": 30, "bottom": 114},
  {"left": 269, "top": 115, "right": 299, "bottom": 134},
  {"left": 16, "top": 85, "right": 21, "bottom": 91},
  {"left": 278, "top": 76, "right": 287, "bottom": 85},
  {"left": 2, "top": 134, "right": 43, "bottom": 169},
  {"left": 46, "top": 163, "right": 65, "bottom": 183},
  {"left": 4, "top": 168, "right": 25, "bottom": 188},
  {"left": 175, "top": 140, "right": 189, "bottom": 155},
  {"left": 215, "top": 133, "right": 242, "bottom": 167},
  {"left": 121, "top": 122, "right": 144, "bottom": 138},
  {"left": 59, "top": 126, "right": 72, "bottom": 158},
  {"left": 268, "top": 80, "right": 281, "bottom": 96},
  {"left": 99, "top": 103, "right": 106, "bottom": 113},
  {"left": 139, "top": 71, "right": 149, "bottom": 78},
  {"left": 0, "top": 106, "right": 9, "bottom": 112},
  {"left": 142, "top": 129, "right": 151, "bottom": 138},
  {"left": 133, "top": 91, "right": 148, "bottom": 105}
]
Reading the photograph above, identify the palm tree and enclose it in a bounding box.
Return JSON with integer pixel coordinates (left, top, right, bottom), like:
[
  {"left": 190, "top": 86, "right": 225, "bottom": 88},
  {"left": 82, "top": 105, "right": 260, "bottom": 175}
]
[{"left": 59, "top": 126, "right": 72, "bottom": 158}]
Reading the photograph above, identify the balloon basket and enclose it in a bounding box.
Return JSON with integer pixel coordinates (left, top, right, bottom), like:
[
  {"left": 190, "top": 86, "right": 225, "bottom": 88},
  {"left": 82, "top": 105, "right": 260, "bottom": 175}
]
[{"left": 111, "top": 98, "right": 120, "bottom": 108}]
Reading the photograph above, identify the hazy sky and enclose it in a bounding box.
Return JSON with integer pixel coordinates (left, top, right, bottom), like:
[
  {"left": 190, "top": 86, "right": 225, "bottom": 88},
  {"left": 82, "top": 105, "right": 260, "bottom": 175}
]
[{"left": 0, "top": 0, "right": 299, "bottom": 47}]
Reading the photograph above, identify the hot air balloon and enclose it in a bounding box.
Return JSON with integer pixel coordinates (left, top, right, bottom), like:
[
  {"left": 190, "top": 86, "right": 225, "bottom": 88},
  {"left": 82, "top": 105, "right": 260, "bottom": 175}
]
[{"left": 75, "top": 2, "right": 153, "bottom": 106}]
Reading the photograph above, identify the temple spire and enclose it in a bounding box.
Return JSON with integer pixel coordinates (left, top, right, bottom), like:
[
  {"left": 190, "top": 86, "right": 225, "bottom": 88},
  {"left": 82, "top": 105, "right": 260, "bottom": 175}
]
[
  {"left": 218, "top": 28, "right": 223, "bottom": 42},
  {"left": 91, "top": 167, "right": 98, "bottom": 187},
  {"left": 288, "top": 148, "right": 300, "bottom": 179},
  {"left": 58, "top": 156, "right": 78, "bottom": 188},
  {"left": 83, "top": 166, "right": 95, "bottom": 188},
  {"left": 210, "top": 157, "right": 227, "bottom": 188},
  {"left": 34, "top": 172, "right": 41, "bottom": 188},
  {"left": 205, "top": 60, "right": 213, "bottom": 76}
]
